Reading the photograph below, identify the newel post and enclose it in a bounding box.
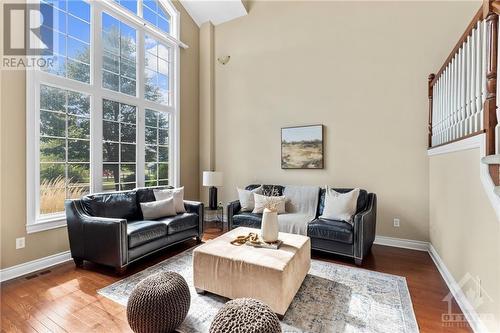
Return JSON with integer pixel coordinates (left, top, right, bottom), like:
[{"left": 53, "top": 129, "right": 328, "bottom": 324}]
[
  {"left": 485, "top": 11, "right": 498, "bottom": 154},
  {"left": 428, "top": 74, "right": 435, "bottom": 148},
  {"left": 484, "top": 4, "right": 499, "bottom": 183}
]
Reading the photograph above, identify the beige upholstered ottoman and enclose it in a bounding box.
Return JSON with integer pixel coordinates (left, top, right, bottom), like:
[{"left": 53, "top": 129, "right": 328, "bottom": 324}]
[{"left": 193, "top": 227, "right": 311, "bottom": 316}]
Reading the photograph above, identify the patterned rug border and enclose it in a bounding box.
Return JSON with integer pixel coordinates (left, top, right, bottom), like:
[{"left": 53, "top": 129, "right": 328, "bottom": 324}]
[{"left": 98, "top": 245, "right": 419, "bottom": 332}]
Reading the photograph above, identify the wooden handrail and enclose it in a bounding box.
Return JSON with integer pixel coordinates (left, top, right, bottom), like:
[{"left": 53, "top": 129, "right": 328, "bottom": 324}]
[
  {"left": 492, "top": 1, "right": 500, "bottom": 15},
  {"left": 430, "top": 7, "right": 484, "bottom": 87}
]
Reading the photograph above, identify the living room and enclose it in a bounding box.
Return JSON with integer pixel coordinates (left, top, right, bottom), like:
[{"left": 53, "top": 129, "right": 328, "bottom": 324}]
[{"left": 1, "top": 0, "right": 499, "bottom": 332}]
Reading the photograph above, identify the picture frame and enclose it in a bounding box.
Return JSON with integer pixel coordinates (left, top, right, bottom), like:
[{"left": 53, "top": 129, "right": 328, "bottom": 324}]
[{"left": 281, "top": 125, "right": 324, "bottom": 169}]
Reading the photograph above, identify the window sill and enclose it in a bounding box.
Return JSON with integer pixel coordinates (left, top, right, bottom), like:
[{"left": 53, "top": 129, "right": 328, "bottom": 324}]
[{"left": 27, "top": 215, "right": 67, "bottom": 234}]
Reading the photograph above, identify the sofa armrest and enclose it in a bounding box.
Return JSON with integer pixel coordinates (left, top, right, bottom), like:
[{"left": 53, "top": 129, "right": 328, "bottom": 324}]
[
  {"left": 227, "top": 200, "right": 241, "bottom": 230},
  {"left": 184, "top": 200, "right": 204, "bottom": 236},
  {"left": 353, "top": 193, "right": 377, "bottom": 262},
  {"left": 65, "top": 199, "right": 128, "bottom": 268}
]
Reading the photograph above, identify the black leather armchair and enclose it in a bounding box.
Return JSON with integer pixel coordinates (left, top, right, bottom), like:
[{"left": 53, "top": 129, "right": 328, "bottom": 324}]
[
  {"left": 65, "top": 187, "right": 203, "bottom": 273},
  {"left": 309, "top": 190, "right": 377, "bottom": 265},
  {"left": 227, "top": 185, "right": 377, "bottom": 266}
]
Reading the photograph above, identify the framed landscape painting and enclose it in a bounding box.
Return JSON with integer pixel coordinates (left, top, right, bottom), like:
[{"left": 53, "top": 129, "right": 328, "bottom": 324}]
[{"left": 281, "top": 125, "right": 324, "bottom": 169}]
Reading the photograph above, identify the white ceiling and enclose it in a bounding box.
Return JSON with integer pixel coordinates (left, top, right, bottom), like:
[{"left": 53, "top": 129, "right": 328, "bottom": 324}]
[{"left": 180, "top": 0, "right": 248, "bottom": 27}]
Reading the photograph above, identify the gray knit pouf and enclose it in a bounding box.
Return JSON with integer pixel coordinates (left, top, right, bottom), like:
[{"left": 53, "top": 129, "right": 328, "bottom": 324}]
[
  {"left": 209, "top": 298, "right": 282, "bottom": 333},
  {"left": 127, "top": 272, "right": 190, "bottom": 333}
]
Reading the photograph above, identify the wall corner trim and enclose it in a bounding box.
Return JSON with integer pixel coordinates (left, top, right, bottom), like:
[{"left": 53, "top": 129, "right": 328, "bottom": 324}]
[
  {"left": 428, "top": 244, "right": 490, "bottom": 333},
  {"left": 0, "top": 251, "right": 71, "bottom": 283},
  {"left": 428, "top": 133, "right": 500, "bottom": 221}
]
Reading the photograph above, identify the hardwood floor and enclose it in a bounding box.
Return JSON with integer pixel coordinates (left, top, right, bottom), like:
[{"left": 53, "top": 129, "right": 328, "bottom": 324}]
[{"left": 1, "top": 227, "right": 471, "bottom": 333}]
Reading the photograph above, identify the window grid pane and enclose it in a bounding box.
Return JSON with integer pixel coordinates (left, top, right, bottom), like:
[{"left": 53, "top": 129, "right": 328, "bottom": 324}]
[
  {"left": 39, "top": 85, "right": 90, "bottom": 215},
  {"left": 144, "top": 109, "right": 169, "bottom": 187},
  {"left": 41, "top": 0, "right": 91, "bottom": 83},
  {"left": 102, "top": 13, "right": 137, "bottom": 96},
  {"left": 142, "top": 0, "right": 170, "bottom": 34},
  {"left": 113, "top": 0, "right": 138, "bottom": 14},
  {"left": 144, "top": 35, "right": 170, "bottom": 105},
  {"left": 102, "top": 99, "right": 137, "bottom": 192}
]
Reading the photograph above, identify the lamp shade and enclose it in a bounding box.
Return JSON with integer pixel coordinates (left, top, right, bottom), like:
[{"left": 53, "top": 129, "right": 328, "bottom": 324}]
[{"left": 203, "top": 171, "right": 223, "bottom": 187}]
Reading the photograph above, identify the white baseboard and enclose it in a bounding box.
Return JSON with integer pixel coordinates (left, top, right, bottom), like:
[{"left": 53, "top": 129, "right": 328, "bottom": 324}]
[
  {"left": 374, "top": 235, "right": 429, "bottom": 251},
  {"left": 374, "top": 236, "right": 493, "bottom": 332},
  {"left": 428, "top": 244, "right": 490, "bottom": 333},
  {"left": 0, "top": 251, "right": 71, "bottom": 283}
]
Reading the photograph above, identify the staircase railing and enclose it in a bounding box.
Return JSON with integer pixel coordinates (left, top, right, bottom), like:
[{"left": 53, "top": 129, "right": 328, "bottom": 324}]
[{"left": 428, "top": 0, "right": 499, "bottom": 185}]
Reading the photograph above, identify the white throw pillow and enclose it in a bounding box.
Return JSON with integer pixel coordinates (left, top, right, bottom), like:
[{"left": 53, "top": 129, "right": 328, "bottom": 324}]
[
  {"left": 252, "top": 193, "right": 286, "bottom": 214},
  {"left": 237, "top": 186, "right": 263, "bottom": 211},
  {"left": 154, "top": 187, "right": 186, "bottom": 213},
  {"left": 140, "top": 197, "right": 176, "bottom": 219},
  {"left": 320, "top": 187, "right": 360, "bottom": 223}
]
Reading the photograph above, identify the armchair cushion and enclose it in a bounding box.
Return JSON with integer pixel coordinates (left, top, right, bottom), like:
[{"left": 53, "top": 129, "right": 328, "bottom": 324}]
[
  {"left": 318, "top": 188, "right": 368, "bottom": 216},
  {"left": 157, "top": 213, "right": 199, "bottom": 235},
  {"left": 308, "top": 218, "right": 354, "bottom": 244},
  {"left": 127, "top": 220, "right": 168, "bottom": 248},
  {"left": 81, "top": 191, "right": 139, "bottom": 221}
]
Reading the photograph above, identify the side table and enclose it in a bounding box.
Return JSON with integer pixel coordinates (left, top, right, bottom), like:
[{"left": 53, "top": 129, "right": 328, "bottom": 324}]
[{"left": 204, "top": 206, "right": 224, "bottom": 232}]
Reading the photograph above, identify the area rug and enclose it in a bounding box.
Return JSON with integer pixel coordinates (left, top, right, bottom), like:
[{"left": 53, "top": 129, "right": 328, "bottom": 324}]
[{"left": 98, "top": 249, "right": 419, "bottom": 333}]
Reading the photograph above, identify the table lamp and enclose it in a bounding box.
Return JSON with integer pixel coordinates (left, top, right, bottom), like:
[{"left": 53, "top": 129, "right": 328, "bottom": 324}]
[{"left": 203, "top": 171, "right": 223, "bottom": 209}]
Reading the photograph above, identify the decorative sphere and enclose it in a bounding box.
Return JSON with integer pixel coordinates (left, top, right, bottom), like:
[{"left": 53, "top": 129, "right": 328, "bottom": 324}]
[
  {"left": 210, "top": 298, "right": 282, "bottom": 333},
  {"left": 127, "top": 272, "right": 190, "bottom": 333}
]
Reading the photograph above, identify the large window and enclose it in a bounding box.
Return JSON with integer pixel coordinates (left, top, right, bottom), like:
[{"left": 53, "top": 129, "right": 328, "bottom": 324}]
[{"left": 28, "top": 0, "right": 180, "bottom": 232}]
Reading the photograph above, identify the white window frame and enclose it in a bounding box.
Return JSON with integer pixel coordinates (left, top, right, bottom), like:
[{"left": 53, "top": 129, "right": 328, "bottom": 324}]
[{"left": 26, "top": 0, "right": 181, "bottom": 233}]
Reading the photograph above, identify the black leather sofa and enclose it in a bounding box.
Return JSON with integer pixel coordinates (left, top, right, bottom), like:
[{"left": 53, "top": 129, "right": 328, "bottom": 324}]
[
  {"left": 227, "top": 185, "right": 377, "bottom": 265},
  {"left": 65, "top": 187, "right": 203, "bottom": 273}
]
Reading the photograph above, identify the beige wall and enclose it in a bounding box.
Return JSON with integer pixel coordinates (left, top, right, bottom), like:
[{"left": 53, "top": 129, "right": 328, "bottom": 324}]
[
  {"left": 199, "top": 22, "right": 215, "bottom": 203},
  {"left": 430, "top": 149, "right": 500, "bottom": 332},
  {"left": 178, "top": 1, "right": 201, "bottom": 200},
  {"left": 0, "top": 1, "right": 199, "bottom": 269},
  {"left": 212, "top": 0, "right": 479, "bottom": 241}
]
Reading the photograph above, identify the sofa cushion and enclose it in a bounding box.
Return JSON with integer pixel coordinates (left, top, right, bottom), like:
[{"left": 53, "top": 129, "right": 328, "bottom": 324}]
[
  {"left": 318, "top": 188, "right": 368, "bottom": 216},
  {"left": 232, "top": 212, "right": 262, "bottom": 228},
  {"left": 154, "top": 187, "right": 186, "bottom": 213},
  {"left": 157, "top": 213, "right": 198, "bottom": 235},
  {"left": 140, "top": 197, "right": 176, "bottom": 219},
  {"left": 237, "top": 186, "right": 263, "bottom": 212},
  {"left": 82, "top": 191, "right": 138, "bottom": 221},
  {"left": 245, "top": 184, "right": 284, "bottom": 196},
  {"left": 307, "top": 218, "right": 354, "bottom": 244},
  {"left": 135, "top": 186, "right": 174, "bottom": 219},
  {"left": 127, "top": 220, "right": 168, "bottom": 248}
]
